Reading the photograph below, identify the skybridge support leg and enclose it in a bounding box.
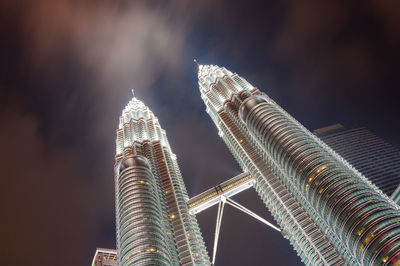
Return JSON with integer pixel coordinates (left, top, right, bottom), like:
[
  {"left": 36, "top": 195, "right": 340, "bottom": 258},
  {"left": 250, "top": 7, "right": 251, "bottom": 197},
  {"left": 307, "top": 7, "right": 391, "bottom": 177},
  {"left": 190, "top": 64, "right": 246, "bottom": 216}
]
[
  {"left": 212, "top": 198, "right": 225, "bottom": 265},
  {"left": 224, "top": 197, "right": 281, "bottom": 232},
  {"left": 211, "top": 196, "right": 280, "bottom": 265}
]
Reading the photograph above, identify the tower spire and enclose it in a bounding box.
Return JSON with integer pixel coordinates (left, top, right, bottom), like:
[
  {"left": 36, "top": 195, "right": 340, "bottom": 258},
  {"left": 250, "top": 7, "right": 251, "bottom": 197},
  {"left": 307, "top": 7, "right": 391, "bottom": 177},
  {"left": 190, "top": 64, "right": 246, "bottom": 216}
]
[
  {"left": 194, "top": 59, "right": 199, "bottom": 67},
  {"left": 131, "top": 89, "right": 135, "bottom": 98}
]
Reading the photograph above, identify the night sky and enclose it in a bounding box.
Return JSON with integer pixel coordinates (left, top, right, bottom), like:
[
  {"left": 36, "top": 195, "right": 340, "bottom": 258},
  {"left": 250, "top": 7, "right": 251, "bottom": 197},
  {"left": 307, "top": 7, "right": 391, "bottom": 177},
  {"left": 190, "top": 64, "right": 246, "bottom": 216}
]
[{"left": 1, "top": 1, "right": 400, "bottom": 265}]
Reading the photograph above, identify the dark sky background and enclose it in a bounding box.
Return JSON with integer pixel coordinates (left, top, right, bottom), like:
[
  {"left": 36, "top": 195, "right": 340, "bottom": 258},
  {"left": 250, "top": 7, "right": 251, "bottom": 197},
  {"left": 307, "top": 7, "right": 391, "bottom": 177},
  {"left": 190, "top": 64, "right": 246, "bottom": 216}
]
[{"left": 1, "top": 1, "right": 399, "bottom": 265}]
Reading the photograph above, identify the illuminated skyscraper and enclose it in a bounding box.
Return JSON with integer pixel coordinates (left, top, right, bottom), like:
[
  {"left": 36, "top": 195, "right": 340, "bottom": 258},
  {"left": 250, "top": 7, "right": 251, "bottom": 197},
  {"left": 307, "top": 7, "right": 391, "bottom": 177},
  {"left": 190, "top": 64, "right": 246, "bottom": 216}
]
[
  {"left": 114, "top": 92, "right": 210, "bottom": 265},
  {"left": 314, "top": 124, "right": 400, "bottom": 197},
  {"left": 197, "top": 64, "right": 400, "bottom": 265}
]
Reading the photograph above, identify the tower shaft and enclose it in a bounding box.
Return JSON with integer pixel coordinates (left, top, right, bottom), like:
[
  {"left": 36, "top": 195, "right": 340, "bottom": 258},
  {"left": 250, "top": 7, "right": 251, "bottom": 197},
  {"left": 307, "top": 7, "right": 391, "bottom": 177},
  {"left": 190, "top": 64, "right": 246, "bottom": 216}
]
[
  {"left": 115, "top": 96, "right": 210, "bottom": 265},
  {"left": 198, "top": 64, "right": 400, "bottom": 265}
]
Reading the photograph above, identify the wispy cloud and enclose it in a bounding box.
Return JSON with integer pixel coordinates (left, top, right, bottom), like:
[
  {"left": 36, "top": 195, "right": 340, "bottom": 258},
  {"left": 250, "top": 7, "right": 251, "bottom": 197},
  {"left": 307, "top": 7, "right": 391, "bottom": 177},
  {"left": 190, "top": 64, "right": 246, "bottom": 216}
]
[
  {"left": 12, "top": 0, "right": 190, "bottom": 93},
  {"left": 0, "top": 104, "right": 96, "bottom": 265}
]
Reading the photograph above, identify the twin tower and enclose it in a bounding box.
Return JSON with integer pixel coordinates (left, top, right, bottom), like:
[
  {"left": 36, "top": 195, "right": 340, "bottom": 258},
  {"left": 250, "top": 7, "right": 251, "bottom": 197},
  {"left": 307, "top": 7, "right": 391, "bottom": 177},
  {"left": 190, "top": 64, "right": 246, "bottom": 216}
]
[{"left": 114, "top": 64, "right": 400, "bottom": 265}]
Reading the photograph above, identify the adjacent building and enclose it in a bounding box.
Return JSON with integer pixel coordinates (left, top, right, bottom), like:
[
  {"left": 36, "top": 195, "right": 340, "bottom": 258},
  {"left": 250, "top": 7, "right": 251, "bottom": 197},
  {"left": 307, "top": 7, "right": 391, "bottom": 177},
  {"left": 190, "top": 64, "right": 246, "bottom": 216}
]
[
  {"left": 114, "top": 93, "right": 210, "bottom": 265},
  {"left": 197, "top": 64, "right": 400, "bottom": 265},
  {"left": 314, "top": 124, "right": 400, "bottom": 198},
  {"left": 91, "top": 248, "right": 118, "bottom": 266}
]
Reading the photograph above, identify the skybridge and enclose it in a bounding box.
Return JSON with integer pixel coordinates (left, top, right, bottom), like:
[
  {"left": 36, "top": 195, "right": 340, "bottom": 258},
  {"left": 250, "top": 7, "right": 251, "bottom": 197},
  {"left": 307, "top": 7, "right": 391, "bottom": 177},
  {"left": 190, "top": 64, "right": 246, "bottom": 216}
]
[
  {"left": 187, "top": 172, "right": 254, "bottom": 215},
  {"left": 187, "top": 172, "right": 281, "bottom": 265}
]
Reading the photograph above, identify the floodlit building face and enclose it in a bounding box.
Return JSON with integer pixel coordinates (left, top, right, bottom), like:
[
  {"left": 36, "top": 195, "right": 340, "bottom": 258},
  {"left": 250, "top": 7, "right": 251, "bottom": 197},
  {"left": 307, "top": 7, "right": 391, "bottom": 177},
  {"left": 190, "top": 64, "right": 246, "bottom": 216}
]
[
  {"left": 114, "top": 95, "right": 210, "bottom": 265},
  {"left": 197, "top": 64, "right": 400, "bottom": 265},
  {"left": 314, "top": 124, "right": 400, "bottom": 198},
  {"left": 91, "top": 248, "right": 118, "bottom": 266}
]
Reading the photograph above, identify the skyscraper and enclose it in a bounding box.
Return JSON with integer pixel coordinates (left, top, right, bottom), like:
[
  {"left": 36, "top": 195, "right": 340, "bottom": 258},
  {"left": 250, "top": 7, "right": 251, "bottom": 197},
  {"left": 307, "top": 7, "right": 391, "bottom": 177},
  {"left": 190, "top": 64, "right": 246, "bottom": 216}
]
[
  {"left": 197, "top": 64, "right": 400, "bottom": 265},
  {"left": 314, "top": 124, "right": 400, "bottom": 197},
  {"left": 114, "top": 93, "right": 210, "bottom": 265}
]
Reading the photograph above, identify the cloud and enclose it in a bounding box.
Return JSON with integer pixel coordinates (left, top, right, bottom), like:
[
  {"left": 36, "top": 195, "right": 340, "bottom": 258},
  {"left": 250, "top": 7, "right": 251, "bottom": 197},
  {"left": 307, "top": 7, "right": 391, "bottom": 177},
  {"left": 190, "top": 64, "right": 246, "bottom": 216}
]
[
  {"left": 369, "top": 0, "right": 400, "bottom": 43},
  {"left": 7, "top": 0, "right": 186, "bottom": 95},
  {"left": 0, "top": 2, "right": 225, "bottom": 265},
  {"left": 259, "top": 0, "right": 399, "bottom": 132},
  {"left": 0, "top": 104, "right": 100, "bottom": 266},
  {"left": 274, "top": 0, "right": 349, "bottom": 59}
]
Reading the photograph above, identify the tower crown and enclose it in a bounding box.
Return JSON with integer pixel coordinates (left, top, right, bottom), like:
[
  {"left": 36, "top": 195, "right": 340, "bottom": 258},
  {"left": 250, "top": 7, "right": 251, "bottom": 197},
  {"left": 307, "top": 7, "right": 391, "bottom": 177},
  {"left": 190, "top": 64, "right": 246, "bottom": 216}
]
[
  {"left": 116, "top": 91, "right": 168, "bottom": 155},
  {"left": 197, "top": 64, "right": 254, "bottom": 112},
  {"left": 119, "top": 92, "right": 154, "bottom": 129},
  {"left": 197, "top": 64, "right": 233, "bottom": 92}
]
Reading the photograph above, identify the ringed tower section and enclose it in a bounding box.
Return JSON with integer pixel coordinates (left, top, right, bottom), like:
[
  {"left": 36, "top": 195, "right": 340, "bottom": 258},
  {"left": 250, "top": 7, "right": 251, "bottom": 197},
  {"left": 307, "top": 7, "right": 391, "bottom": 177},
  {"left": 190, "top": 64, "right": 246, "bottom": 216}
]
[
  {"left": 114, "top": 92, "right": 210, "bottom": 265},
  {"left": 197, "top": 63, "right": 400, "bottom": 265}
]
